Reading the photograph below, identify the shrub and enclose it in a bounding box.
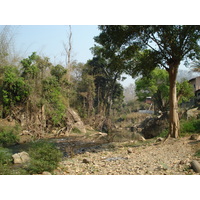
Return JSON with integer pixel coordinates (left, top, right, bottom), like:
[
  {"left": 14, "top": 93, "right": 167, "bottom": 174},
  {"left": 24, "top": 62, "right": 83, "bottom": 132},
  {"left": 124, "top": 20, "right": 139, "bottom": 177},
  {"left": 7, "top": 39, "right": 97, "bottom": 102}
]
[
  {"left": 0, "top": 147, "right": 12, "bottom": 165},
  {"left": 0, "top": 125, "right": 19, "bottom": 147},
  {"left": 26, "top": 141, "right": 63, "bottom": 174},
  {"left": 1, "top": 66, "right": 29, "bottom": 117},
  {"left": 180, "top": 119, "right": 200, "bottom": 136}
]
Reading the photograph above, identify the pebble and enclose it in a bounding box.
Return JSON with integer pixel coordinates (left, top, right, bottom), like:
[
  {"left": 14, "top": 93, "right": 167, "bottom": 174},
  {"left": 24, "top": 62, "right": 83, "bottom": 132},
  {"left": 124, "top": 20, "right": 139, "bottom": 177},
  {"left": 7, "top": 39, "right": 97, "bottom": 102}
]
[{"left": 127, "top": 148, "right": 133, "bottom": 154}]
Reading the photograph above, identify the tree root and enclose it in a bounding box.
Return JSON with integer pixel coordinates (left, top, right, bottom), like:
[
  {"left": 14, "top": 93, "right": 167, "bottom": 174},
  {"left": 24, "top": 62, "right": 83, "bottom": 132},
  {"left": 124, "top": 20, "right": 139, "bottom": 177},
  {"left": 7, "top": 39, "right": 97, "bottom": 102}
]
[{"left": 163, "top": 133, "right": 171, "bottom": 143}]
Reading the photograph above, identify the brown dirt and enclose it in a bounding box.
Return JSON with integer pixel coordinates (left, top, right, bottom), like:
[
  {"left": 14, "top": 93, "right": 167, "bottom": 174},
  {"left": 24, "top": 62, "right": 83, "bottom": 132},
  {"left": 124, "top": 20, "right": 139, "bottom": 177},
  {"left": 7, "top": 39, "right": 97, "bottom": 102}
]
[{"left": 53, "top": 136, "right": 200, "bottom": 175}]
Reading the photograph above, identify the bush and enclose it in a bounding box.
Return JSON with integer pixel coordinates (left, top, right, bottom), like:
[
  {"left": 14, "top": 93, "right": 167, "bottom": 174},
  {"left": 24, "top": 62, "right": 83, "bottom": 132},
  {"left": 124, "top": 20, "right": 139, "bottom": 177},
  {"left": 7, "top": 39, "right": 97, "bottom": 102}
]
[
  {"left": 26, "top": 141, "right": 63, "bottom": 174},
  {"left": 180, "top": 119, "right": 200, "bottom": 136},
  {"left": 0, "top": 125, "right": 19, "bottom": 147},
  {"left": 0, "top": 147, "right": 12, "bottom": 165}
]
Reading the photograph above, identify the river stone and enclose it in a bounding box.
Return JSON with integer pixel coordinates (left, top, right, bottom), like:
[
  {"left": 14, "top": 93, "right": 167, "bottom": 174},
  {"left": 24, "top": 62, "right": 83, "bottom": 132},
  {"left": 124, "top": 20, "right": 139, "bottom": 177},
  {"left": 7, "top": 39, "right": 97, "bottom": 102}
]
[
  {"left": 191, "top": 160, "right": 200, "bottom": 173},
  {"left": 12, "top": 151, "right": 30, "bottom": 164}
]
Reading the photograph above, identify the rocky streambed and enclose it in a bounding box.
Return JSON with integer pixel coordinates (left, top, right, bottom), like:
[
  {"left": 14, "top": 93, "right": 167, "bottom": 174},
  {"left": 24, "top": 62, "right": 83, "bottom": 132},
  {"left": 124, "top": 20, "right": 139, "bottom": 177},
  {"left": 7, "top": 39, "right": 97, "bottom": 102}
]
[
  {"left": 53, "top": 136, "right": 200, "bottom": 175},
  {"left": 8, "top": 135, "right": 200, "bottom": 175}
]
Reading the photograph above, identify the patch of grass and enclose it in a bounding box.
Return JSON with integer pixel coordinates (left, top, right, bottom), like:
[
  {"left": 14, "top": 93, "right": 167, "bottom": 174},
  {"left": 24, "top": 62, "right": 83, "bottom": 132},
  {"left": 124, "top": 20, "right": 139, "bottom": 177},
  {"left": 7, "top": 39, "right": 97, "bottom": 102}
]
[
  {"left": 194, "top": 149, "right": 200, "bottom": 158},
  {"left": 123, "top": 139, "right": 153, "bottom": 148},
  {"left": 72, "top": 127, "right": 82, "bottom": 134},
  {"left": 26, "top": 141, "right": 63, "bottom": 174},
  {"left": 0, "top": 164, "right": 29, "bottom": 175}
]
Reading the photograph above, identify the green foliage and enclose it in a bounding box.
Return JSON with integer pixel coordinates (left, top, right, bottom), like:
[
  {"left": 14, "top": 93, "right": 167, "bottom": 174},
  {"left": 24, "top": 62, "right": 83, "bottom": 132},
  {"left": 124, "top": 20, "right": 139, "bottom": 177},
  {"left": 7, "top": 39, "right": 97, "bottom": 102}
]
[
  {"left": 1, "top": 66, "right": 29, "bottom": 115},
  {"left": 158, "top": 119, "right": 200, "bottom": 138},
  {"left": 51, "top": 64, "right": 67, "bottom": 82},
  {"left": 0, "top": 125, "right": 19, "bottom": 147},
  {"left": 21, "top": 52, "right": 40, "bottom": 79},
  {"left": 26, "top": 141, "right": 63, "bottom": 174},
  {"left": 0, "top": 164, "right": 29, "bottom": 175},
  {"left": 177, "top": 80, "right": 194, "bottom": 103},
  {"left": 0, "top": 147, "right": 12, "bottom": 165},
  {"left": 194, "top": 149, "right": 200, "bottom": 157},
  {"left": 135, "top": 68, "right": 169, "bottom": 112},
  {"left": 95, "top": 26, "right": 200, "bottom": 137},
  {"left": 180, "top": 119, "right": 200, "bottom": 135},
  {"left": 85, "top": 56, "right": 124, "bottom": 117},
  {"left": 135, "top": 68, "right": 194, "bottom": 112},
  {"left": 42, "top": 77, "right": 66, "bottom": 125}
]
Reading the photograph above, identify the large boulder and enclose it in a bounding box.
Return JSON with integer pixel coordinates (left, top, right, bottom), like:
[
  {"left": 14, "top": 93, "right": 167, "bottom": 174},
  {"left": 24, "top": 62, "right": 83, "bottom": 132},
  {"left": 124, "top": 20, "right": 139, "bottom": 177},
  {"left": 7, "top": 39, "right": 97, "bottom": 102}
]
[{"left": 12, "top": 151, "right": 30, "bottom": 164}]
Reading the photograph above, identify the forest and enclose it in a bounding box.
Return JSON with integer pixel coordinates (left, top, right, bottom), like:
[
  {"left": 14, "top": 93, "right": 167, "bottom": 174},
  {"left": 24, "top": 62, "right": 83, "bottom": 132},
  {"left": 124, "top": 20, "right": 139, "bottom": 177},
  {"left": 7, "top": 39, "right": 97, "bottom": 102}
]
[{"left": 1, "top": 25, "right": 200, "bottom": 175}]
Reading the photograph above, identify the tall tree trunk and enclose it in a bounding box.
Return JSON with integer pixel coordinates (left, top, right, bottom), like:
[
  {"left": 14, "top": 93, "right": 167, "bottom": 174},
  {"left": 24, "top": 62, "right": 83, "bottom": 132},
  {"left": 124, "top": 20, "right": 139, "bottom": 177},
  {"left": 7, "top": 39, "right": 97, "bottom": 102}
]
[{"left": 168, "top": 66, "right": 179, "bottom": 138}]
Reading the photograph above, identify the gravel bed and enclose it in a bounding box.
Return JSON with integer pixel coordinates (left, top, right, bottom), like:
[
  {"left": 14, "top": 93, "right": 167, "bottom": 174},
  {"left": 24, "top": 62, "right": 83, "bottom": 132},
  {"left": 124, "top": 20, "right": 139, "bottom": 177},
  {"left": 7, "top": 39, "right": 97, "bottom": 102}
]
[{"left": 53, "top": 137, "right": 200, "bottom": 175}]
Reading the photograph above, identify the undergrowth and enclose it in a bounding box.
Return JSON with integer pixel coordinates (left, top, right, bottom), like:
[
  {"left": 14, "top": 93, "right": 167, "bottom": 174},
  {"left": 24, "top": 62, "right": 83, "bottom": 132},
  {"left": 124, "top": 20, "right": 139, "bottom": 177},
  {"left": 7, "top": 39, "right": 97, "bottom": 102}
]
[
  {"left": 158, "top": 119, "right": 200, "bottom": 138},
  {"left": 26, "top": 140, "right": 63, "bottom": 174},
  {"left": 0, "top": 125, "right": 20, "bottom": 147}
]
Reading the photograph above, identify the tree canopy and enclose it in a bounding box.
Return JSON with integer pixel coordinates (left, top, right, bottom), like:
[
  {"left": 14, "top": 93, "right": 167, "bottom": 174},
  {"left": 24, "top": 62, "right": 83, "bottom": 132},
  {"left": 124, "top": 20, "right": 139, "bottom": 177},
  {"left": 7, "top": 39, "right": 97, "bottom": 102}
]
[{"left": 95, "top": 25, "right": 200, "bottom": 138}]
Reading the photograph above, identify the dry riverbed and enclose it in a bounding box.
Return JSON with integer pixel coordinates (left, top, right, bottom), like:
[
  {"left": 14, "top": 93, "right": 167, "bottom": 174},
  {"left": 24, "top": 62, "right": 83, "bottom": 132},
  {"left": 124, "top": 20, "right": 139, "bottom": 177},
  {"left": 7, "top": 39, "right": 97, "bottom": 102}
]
[{"left": 53, "top": 136, "right": 200, "bottom": 175}]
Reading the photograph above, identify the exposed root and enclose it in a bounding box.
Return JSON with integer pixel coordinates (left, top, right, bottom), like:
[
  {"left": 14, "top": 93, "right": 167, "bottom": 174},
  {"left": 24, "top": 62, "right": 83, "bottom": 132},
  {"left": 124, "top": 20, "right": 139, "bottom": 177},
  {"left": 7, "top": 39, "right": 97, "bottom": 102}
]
[{"left": 163, "top": 133, "right": 171, "bottom": 143}]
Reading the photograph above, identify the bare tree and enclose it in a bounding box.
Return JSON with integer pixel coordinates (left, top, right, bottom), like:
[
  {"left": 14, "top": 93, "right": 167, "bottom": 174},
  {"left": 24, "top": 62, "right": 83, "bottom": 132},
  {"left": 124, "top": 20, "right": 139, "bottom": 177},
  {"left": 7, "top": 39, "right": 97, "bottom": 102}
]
[
  {"left": 0, "top": 25, "right": 20, "bottom": 67},
  {"left": 63, "top": 25, "right": 73, "bottom": 82}
]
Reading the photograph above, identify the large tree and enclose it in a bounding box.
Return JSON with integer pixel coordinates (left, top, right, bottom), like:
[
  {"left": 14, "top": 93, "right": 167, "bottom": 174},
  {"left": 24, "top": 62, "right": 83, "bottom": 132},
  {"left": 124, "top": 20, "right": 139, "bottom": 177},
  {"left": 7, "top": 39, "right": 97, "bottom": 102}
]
[
  {"left": 95, "top": 25, "right": 200, "bottom": 138},
  {"left": 88, "top": 46, "right": 125, "bottom": 117}
]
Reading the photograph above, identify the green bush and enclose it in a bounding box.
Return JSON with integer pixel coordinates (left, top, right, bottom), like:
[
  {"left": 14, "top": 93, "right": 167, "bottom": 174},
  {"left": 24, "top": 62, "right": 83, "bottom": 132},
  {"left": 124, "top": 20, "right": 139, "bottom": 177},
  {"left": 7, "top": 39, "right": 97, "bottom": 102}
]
[
  {"left": 0, "top": 147, "right": 12, "bottom": 165},
  {"left": 26, "top": 141, "right": 63, "bottom": 174},
  {"left": 180, "top": 119, "right": 200, "bottom": 136},
  {"left": 0, "top": 126, "right": 19, "bottom": 147}
]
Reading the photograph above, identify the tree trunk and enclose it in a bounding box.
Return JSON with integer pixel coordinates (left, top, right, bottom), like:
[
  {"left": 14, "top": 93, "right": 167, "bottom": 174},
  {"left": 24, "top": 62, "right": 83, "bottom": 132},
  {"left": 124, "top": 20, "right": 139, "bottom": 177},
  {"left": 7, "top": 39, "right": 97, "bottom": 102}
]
[{"left": 168, "top": 66, "right": 179, "bottom": 138}]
